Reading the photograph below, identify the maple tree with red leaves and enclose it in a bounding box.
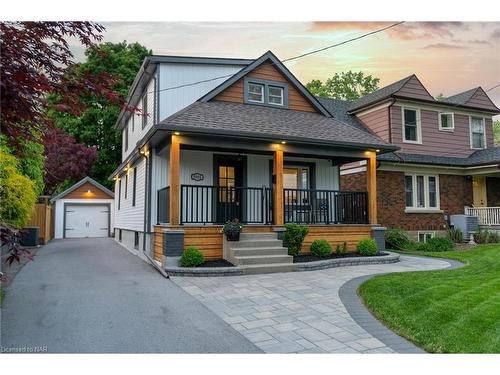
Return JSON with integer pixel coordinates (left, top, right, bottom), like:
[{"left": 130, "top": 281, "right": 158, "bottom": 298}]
[{"left": 0, "top": 21, "right": 122, "bottom": 147}]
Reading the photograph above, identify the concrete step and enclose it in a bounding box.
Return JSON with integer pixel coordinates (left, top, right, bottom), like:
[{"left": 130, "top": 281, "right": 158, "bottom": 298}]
[
  {"left": 234, "top": 254, "right": 293, "bottom": 266},
  {"left": 231, "top": 246, "right": 289, "bottom": 257},
  {"left": 239, "top": 232, "right": 278, "bottom": 241},
  {"left": 228, "top": 239, "right": 283, "bottom": 248},
  {"left": 241, "top": 263, "right": 297, "bottom": 275}
]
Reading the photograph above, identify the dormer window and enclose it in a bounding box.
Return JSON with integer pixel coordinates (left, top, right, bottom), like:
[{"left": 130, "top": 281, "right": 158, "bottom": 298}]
[
  {"left": 248, "top": 83, "right": 264, "bottom": 103},
  {"left": 244, "top": 78, "right": 288, "bottom": 108}
]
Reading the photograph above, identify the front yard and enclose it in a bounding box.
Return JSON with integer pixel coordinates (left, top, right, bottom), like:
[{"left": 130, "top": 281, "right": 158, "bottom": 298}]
[{"left": 358, "top": 244, "right": 500, "bottom": 353}]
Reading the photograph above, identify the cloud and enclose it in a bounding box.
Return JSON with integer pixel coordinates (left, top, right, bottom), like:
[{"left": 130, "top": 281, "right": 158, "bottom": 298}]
[
  {"left": 421, "top": 43, "right": 465, "bottom": 50},
  {"left": 308, "top": 22, "right": 468, "bottom": 40},
  {"left": 451, "top": 39, "right": 491, "bottom": 45}
]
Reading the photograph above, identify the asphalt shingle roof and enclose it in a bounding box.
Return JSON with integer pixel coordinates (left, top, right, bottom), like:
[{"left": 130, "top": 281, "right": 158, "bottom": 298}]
[
  {"left": 348, "top": 75, "right": 414, "bottom": 112},
  {"left": 378, "top": 147, "right": 500, "bottom": 167},
  {"left": 157, "top": 101, "right": 396, "bottom": 150},
  {"left": 316, "top": 97, "right": 368, "bottom": 131},
  {"left": 442, "top": 87, "right": 479, "bottom": 106}
]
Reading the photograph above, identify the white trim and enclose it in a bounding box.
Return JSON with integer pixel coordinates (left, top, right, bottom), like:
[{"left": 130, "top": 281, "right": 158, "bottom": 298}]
[
  {"left": 401, "top": 106, "right": 422, "bottom": 144},
  {"left": 340, "top": 166, "right": 367, "bottom": 175},
  {"left": 354, "top": 100, "right": 393, "bottom": 117},
  {"left": 267, "top": 85, "right": 284, "bottom": 106},
  {"left": 395, "top": 99, "right": 496, "bottom": 117},
  {"left": 247, "top": 82, "right": 265, "bottom": 104},
  {"left": 469, "top": 115, "right": 487, "bottom": 150},
  {"left": 417, "top": 231, "right": 436, "bottom": 242},
  {"left": 438, "top": 112, "right": 455, "bottom": 131},
  {"left": 404, "top": 173, "right": 440, "bottom": 211}
]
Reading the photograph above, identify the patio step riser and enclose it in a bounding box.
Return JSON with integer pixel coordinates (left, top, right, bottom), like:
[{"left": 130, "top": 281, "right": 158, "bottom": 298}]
[
  {"left": 229, "top": 240, "right": 283, "bottom": 248},
  {"left": 234, "top": 255, "right": 293, "bottom": 266},
  {"left": 241, "top": 263, "right": 297, "bottom": 275},
  {"left": 231, "top": 247, "right": 289, "bottom": 256}
]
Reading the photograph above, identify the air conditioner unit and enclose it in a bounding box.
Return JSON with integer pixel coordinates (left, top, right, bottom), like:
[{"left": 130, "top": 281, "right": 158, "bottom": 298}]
[{"left": 450, "top": 215, "right": 478, "bottom": 241}]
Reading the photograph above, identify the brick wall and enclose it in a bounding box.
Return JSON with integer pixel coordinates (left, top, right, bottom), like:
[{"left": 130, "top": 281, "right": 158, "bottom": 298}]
[
  {"left": 340, "top": 169, "right": 473, "bottom": 231},
  {"left": 486, "top": 177, "right": 500, "bottom": 206}
]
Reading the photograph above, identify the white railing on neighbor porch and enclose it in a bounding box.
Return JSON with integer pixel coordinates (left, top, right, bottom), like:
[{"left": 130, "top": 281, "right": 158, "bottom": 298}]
[{"left": 465, "top": 206, "right": 500, "bottom": 226}]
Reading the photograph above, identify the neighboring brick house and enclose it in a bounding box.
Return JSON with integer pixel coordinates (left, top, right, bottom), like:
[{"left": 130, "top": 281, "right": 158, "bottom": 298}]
[{"left": 320, "top": 75, "right": 500, "bottom": 240}]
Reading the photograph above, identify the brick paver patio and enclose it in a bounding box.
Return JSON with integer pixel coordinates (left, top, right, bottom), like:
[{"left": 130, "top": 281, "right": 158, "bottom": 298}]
[{"left": 172, "top": 254, "right": 452, "bottom": 353}]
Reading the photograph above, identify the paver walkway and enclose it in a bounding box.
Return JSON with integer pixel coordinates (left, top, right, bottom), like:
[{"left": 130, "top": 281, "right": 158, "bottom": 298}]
[{"left": 172, "top": 254, "right": 452, "bottom": 353}]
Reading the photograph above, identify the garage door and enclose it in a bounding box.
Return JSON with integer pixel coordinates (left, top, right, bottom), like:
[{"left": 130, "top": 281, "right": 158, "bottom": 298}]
[{"left": 65, "top": 204, "right": 110, "bottom": 238}]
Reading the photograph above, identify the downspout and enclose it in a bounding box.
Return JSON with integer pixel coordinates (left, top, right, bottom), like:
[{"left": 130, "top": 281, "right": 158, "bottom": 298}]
[{"left": 141, "top": 149, "right": 170, "bottom": 279}]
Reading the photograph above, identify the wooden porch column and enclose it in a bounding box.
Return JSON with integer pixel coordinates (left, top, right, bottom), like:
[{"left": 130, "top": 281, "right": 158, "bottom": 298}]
[
  {"left": 169, "top": 134, "right": 180, "bottom": 225},
  {"left": 273, "top": 147, "right": 284, "bottom": 226},
  {"left": 366, "top": 151, "right": 378, "bottom": 224}
]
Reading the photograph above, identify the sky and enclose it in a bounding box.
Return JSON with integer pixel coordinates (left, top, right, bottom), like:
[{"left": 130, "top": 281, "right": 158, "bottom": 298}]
[{"left": 73, "top": 21, "right": 500, "bottom": 107}]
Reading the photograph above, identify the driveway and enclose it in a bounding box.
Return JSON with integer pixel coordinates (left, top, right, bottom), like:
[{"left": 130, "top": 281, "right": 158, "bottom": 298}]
[
  {"left": 172, "top": 255, "right": 453, "bottom": 353},
  {"left": 0, "top": 238, "right": 260, "bottom": 353}
]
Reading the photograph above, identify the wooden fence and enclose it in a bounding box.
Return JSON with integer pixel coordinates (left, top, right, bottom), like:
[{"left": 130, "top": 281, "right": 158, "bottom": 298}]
[{"left": 26, "top": 199, "right": 54, "bottom": 245}]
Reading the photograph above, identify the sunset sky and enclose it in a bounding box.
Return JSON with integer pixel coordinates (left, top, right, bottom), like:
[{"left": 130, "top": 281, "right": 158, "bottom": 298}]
[{"left": 79, "top": 22, "right": 500, "bottom": 108}]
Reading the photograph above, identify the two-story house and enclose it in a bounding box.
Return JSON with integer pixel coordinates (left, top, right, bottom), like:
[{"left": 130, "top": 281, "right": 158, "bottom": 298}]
[
  {"left": 109, "top": 51, "right": 398, "bottom": 272},
  {"left": 331, "top": 75, "right": 500, "bottom": 241}
]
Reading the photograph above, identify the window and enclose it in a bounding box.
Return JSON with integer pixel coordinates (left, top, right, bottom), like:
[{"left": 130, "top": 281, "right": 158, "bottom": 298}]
[
  {"left": 132, "top": 167, "right": 137, "bottom": 207},
  {"left": 418, "top": 232, "right": 435, "bottom": 243},
  {"left": 134, "top": 232, "right": 139, "bottom": 249},
  {"left": 268, "top": 86, "right": 284, "bottom": 105},
  {"left": 439, "top": 113, "right": 454, "bottom": 131},
  {"left": 470, "top": 116, "right": 485, "bottom": 149},
  {"left": 218, "top": 165, "right": 236, "bottom": 202},
  {"left": 284, "top": 166, "right": 310, "bottom": 204},
  {"left": 402, "top": 107, "right": 420, "bottom": 143},
  {"left": 244, "top": 78, "right": 287, "bottom": 107},
  {"left": 124, "top": 125, "right": 129, "bottom": 151},
  {"left": 142, "top": 93, "right": 148, "bottom": 129},
  {"left": 124, "top": 173, "right": 128, "bottom": 199},
  {"left": 118, "top": 179, "right": 121, "bottom": 210},
  {"left": 247, "top": 83, "right": 264, "bottom": 103},
  {"left": 405, "top": 174, "right": 440, "bottom": 210}
]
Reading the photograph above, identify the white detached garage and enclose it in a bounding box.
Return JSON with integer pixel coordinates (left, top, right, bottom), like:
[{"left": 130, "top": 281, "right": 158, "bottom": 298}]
[{"left": 51, "top": 177, "right": 115, "bottom": 239}]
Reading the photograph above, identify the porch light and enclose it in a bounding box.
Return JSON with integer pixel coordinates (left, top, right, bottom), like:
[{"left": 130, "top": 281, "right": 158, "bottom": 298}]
[
  {"left": 174, "top": 131, "right": 180, "bottom": 135},
  {"left": 140, "top": 149, "right": 145, "bottom": 154},
  {"left": 281, "top": 141, "right": 286, "bottom": 144},
  {"left": 87, "top": 189, "right": 92, "bottom": 193},
  {"left": 376, "top": 149, "right": 380, "bottom": 153},
  {"left": 123, "top": 167, "right": 129, "bottom": 172}
]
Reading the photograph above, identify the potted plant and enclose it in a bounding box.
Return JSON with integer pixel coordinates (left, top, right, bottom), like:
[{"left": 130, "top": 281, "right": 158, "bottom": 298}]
[{"left": 222, "top": 219, "right": 243, "bottom": 241}]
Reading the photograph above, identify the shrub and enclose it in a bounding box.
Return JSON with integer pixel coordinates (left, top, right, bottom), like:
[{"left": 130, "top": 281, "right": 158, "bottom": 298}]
[
  {"left": 180, "top": 246, "right": 205, "bottom": 267},
  {"left": 487, "top": 231, "right": 499, "bottom": 243},
  {"left": 357, "top": 238, "right": 378, "bottom": 256},
  {"left": 283, "top": 223, "right": 309, "bottom": 256},
  {"left": 447, "top": 228, "right": 464, "bottom": 243},
  {"left": 0, "top": 150, "right": 37, "bottom": 228},
  {"left": 417, "top": 237, "right": 454, "bottom": 252},
  {"left": 474, "top": 229, "right": 491, "bottom": 244},
  {"left": 311, "top": 239, "right": 332, "bottom": 257},
  {"left": 385, "top": 228, "right": 411, "bottom": 250}
]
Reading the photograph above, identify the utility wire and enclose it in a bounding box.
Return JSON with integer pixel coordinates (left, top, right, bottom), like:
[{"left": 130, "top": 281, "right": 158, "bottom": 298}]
[
  {"left": 486, "top": 83, "right": 500, "bottom": 92},
  {"left": 144, "top": 21, "right": 405, "bottom": 95}
]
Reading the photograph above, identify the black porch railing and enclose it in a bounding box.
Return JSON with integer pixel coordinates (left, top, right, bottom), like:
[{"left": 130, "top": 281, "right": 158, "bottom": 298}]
[
  {"left": 157, "top": 186, "right": 170, "bottom": 224},
  {"left": 180, "top": 185, "right": 273, "bottom": 224},
  {"left": 283, "top": 189, "right": 368, "bottom": 224}
]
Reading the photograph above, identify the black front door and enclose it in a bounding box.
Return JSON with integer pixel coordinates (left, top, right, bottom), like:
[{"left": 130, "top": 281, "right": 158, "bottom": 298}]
[{"left": 216, "top": 157, "right": 244, "bottom": 223}]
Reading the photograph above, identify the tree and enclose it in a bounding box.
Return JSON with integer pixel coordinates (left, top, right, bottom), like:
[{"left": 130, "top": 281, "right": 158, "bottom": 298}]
[
  {"left": 494, "top": 120, "right": 500, "bottom": 145},
  {"left": 435, "top": 93, "right": 445, "bottom": 101},
  {"left": 47, "top": 42, "right": 151, "bottom": 188},
  {"left": 43, "top": 128, "right": 98, "bottom": 195},
  {"left": 0, "top": 22, "right": 121, "bottom": 149},
  {"left": 306, "top": 71, "right": 380, "bottom": 100}
]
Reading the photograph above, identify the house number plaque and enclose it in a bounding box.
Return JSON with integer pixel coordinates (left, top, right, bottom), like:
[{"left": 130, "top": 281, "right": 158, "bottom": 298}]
[{"left": 191, "top": 173, "right": 204, "bottom": 182}]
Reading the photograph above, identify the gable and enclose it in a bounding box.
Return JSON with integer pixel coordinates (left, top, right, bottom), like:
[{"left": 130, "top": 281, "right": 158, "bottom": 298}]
[
  {"left": 213, "top": 62, "right": 318, "bottom": 113},
  {"left": 463, "top": 87, "right": 499, "bottom": 112},
  {"left": 393, "top": 75, "right": 435, "bottom": 102},
  {"left": 64, "top": 181, "right": 114, "bottom": 200}
]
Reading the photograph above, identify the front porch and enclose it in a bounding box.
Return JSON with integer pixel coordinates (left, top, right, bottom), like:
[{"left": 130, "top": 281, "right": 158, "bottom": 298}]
[{"left": 150, "top": 133, "right": 380, "bottom": 262}]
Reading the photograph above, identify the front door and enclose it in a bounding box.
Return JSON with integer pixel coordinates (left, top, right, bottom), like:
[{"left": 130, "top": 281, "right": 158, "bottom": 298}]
[
  {"left": 216, "top": 158, "right": 244, "bottom": 223},
  {"left": 472, "top": 176, "right": 487, "bottom": 207}
]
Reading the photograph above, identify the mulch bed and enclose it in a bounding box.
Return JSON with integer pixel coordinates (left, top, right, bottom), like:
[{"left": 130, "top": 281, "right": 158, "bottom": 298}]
[
  {"left": 293, "top": 252, "right": 388, "bottom": 263},
  {"left": 196, "top": 259, "right": 235, "bottom": 268}
]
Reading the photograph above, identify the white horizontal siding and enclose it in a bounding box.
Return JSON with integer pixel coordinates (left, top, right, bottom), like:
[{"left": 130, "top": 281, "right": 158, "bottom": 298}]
[
  {"left": 158, "top": 63, "right": 245, "bottom": 121},
  {"left": 114, "top": 157, "right": 146, "bottom": 231}
]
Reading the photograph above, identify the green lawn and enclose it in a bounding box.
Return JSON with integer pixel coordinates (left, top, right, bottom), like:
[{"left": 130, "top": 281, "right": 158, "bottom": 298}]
[{"left": 358, "top": 244, "right": 500, "bottom": 353}]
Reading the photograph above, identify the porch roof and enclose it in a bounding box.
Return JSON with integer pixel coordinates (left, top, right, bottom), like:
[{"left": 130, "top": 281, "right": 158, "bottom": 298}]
[
  {"left": 378, "top": 147, "right": 500, "bottom": 167},
  {"left": 156, "top": 101, "right": 397, "bottom": 152}
]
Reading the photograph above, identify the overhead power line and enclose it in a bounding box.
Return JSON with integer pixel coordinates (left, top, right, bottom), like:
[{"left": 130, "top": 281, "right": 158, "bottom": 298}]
[
  {"left": 486, "top": 83, "right": 500, "bottom": 92},
  {"left": 145, "top": 21, "right": 406, "bottom": 95}
]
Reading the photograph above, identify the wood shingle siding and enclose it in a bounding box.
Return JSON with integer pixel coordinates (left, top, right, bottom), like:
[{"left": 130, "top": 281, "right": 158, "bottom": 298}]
[{"left": 214, "top": 62, "right": 317, "bottom": 113}]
